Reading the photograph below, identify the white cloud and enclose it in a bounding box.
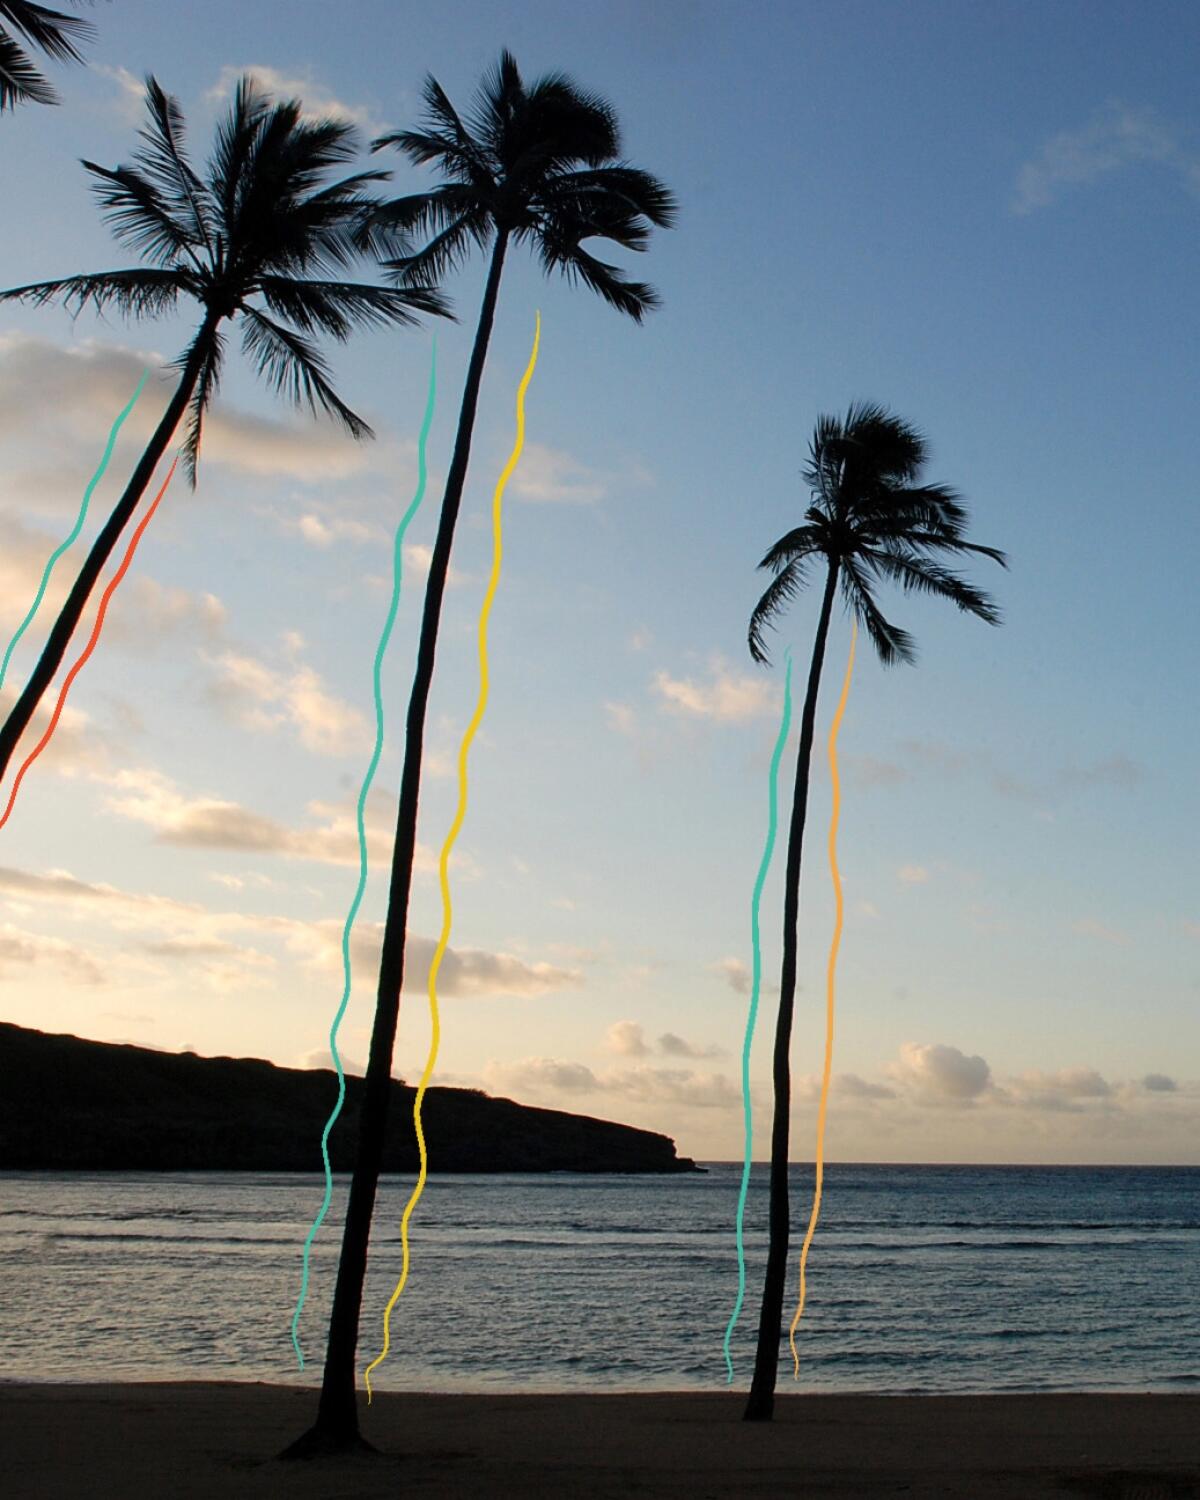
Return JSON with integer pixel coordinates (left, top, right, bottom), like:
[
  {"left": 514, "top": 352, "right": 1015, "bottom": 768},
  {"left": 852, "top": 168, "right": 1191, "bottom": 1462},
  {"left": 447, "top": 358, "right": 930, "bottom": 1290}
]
[
  {"left": 0, "top": 921, "right": 105, "bottom": 984},
  {"left": 0, "top": 337, "right": 373, "bottom": 502},
  {"left": 604, "top": 701, "right": 636, "bottom": 737},
  {"left": 204, "top": 64, "right": 385, "bottom": 136},
  {"left": 999, "top": 1066, "right": 1115, "bottom": 1113},
  {"left": 657, "top": 1031, "right": 722, "bottom": 1060},
  {"left": 1012, "top": 101, "right": 1195, "bottom": 214},
  {"left": 885, "top": 1041, "right": 992, "bottom": 1104},
  {"left": 510, "top": 443, "right": 605, "bottom": 504},
  {"left": 203, "top": 648, "right": 370, "bottom": 756},
  {"left": 94, "top": 63, "right": 147, "bottom": 125},
  {"left": 607, "top": 1020, "right": 649, "bottom": 1056},
  {"left": 483, "top": 1056, "right": 738, "bottom": 1110},
  {"left": 653, "top": 656, "right": 778, "bottom": 724},
  {"left": 897, "top": 864, "right": 929, "bottom": 885},
  {"left": 1070, "top": 917, "right": 1128, "bottom": 945}
]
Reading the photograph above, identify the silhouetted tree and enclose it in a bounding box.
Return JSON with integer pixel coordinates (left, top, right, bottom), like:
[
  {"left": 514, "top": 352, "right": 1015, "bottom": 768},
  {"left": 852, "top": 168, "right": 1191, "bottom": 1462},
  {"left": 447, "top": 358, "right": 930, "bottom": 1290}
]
[
  {"left": 0, "top": 73, "right": 449, "bottom": 780},
  {"left": 743, "top": 402, "right": 1006, "bottom": 1421},
  {"left": 282, "top": 48, "right": 676, "bottom": 1458},
  {"left": 0, "top": 1, "right": 106, "bottom": 111}
]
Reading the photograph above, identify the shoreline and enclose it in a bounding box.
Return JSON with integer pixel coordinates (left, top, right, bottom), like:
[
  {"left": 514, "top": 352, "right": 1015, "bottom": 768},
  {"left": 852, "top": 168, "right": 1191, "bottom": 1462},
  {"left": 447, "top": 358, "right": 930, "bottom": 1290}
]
[{"left": 3, "top": 1382, "right": 1199, "bottom": 1498}]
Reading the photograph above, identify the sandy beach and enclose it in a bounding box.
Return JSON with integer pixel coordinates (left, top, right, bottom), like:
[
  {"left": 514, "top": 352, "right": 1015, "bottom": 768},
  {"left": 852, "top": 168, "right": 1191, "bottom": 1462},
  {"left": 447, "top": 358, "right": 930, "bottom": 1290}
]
[{"left": 2, "top": 1383, "right": 1198, "bottom": 1498}]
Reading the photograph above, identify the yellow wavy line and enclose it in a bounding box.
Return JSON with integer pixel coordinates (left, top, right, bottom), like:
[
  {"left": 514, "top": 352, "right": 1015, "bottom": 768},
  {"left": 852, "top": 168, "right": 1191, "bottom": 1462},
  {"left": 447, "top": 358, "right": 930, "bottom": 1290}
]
[
  {"left": 364, "top": 311, "right": 542, "bottom": 1402},
  {"left": 788, "top": 619, "right": 857, "bottom": 1379}
]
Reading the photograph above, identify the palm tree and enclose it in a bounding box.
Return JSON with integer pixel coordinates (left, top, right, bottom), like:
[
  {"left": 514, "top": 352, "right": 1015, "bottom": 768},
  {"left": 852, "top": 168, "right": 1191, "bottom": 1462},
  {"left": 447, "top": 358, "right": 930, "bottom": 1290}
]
[
  {"left": 1, "top": 1, "right": 105, "bottom": 112},
  {"left": 742, "top": 402, "right": 1007, "bottom": 1421},
  {"left": 281, "top": 50, "right": 676, "bottom": 1458},
  {"left": 0, "top": 73, "right": 450, "bottom": 783}
]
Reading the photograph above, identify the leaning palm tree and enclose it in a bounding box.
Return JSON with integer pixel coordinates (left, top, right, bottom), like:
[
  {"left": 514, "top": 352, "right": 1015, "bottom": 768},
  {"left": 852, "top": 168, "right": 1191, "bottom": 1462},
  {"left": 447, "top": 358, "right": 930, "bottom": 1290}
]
[
  {"left": 0, "top": 72, "right": 450, "bottom": 782},
  {"left": 0, "top": 0, "right": 105, "bottom": 112},
  {"left": 742, "top": 402, "right": 1007, "bottom": 1421},
  {"left": 281, "top": 49, "right": 676, "bottom": 1458}
]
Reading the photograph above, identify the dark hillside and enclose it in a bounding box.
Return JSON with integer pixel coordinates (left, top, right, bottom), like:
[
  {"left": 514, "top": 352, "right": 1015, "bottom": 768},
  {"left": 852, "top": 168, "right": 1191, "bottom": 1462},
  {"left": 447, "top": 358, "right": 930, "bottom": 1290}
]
[{"left": 0, "top": 1023, "right": 700, "bottom": 1173}]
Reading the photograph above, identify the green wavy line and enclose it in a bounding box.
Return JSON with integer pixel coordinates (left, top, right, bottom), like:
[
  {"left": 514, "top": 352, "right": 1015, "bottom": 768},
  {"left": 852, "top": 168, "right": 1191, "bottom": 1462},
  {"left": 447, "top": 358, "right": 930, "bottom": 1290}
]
[
  {"left": 0, "top": 369, "right": 149, "bottom": 694},
  {"left": 723, "top": 645, "right": 793, "bottom": 1383},
  {"left": 290, "top": 340, "right": 437, "bottom": 1370}
]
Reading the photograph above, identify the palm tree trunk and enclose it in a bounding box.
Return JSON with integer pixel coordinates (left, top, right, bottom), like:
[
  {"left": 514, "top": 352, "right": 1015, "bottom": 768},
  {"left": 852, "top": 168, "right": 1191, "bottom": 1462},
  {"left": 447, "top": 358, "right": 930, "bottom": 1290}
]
[
  {"left": 281, "top": 231, "right": 511, "bottom": 1460},
  {"left": 0, "top": 319, "right": 216, "bottom": 782},
  {"left": 743, "top": 558, "right": 840, "bottom": 1422}
]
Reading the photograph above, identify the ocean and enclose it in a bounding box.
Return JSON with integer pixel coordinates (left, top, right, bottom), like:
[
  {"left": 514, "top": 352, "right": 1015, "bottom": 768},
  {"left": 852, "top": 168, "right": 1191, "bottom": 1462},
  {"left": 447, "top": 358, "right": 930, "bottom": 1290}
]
[{"left": 1, "top": 1163, "right": 1197, "bottom": 1394}]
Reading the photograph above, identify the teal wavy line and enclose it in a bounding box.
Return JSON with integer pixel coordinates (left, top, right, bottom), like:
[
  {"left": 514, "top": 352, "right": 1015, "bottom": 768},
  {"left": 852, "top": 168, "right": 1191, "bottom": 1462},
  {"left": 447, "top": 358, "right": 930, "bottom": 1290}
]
[
  {"left": 722, "top": 645, "right": 793, "bottom": 1384},
  {"left": 290, "top": 339, "right": 438, "bottom": 1370},
  {"left": 0, "top": 368, "right": 149, "bottom": 694}
]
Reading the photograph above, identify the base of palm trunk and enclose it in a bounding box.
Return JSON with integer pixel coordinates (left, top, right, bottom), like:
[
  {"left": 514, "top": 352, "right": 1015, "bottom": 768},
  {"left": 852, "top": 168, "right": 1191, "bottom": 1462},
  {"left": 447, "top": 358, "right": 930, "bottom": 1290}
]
[
  {"left": 742, "top": 1392, "right": 775, "bottom": 1422},
  {"left": 276, "top": 1423, "right": 379, "bottom": 1460}
]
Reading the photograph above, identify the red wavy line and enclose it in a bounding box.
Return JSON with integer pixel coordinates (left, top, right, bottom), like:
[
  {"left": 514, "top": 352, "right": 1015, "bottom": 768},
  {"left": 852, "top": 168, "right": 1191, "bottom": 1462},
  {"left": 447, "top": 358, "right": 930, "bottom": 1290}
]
[{"left": 0, "top": 456, "right": 179, "bottom": 832}]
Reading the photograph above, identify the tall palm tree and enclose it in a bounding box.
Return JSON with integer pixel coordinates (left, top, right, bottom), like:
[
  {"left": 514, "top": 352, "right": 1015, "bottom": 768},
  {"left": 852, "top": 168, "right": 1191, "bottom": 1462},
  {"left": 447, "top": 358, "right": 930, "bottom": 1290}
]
[
  {"left": 742, "top": 402, "right": 1006, "bottom": 1421},
  {"left": 1, "top": 1, "right": 105, "bottom": 112},
  {"left": 0, "top": 73, "right": 450, "bottom": 783},
  {"left": 281, "top": 50, "right": 676, "bottom": 1458}
]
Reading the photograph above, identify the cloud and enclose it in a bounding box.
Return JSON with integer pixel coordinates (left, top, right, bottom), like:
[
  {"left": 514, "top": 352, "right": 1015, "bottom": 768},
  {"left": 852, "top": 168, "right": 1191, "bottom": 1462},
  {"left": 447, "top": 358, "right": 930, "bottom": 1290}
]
[
  {"left": 897, "top": 864, "right": 929, "bottom": 885},
  {"left": 204, "top": 64, "right": 385, "bottom": 136},
  {"left": 606, "top": 1020, "right": 721, "bottom": 1060},
  {"left": 401, "top": 543, "right": 468, "bottom": 587},
  {"left": 0, "top": 337, "right": 372, "bottom": 500},
  {"left": 1013, "top": 101, "right": 1192, "bottom": 214},
  {"left": 653, "top": 656, "right": 779, "bottom": 724},
  {"left": 834, "top": 1072, "right": 897, "bottom": 1101},
  {"left": 1001, "top": 1066, "right": 1114, "bottom": 1113},
  {"left": 628, "top": 627, "right": 653, "bottom": 652},
  {"left": 0, "top": 921, "right": 105, "bottom": 984},
  {"left": 604, "top": 701, "right": 636, "bottom": 737},
  {"left": 295, "top": 920, "right": 582, "bottom": 999},
  {"left": 94, "top": 63, "right": 148, "bottom": 125},
  {"left": 203, "top": 648, "right": 370, "bottom": 756},
  {"left": 483, "top": 1056, "right": 738, "bottom": 1109},
  {"left": 657, "top": 1031, "right": 722, "bottom": 1060},
  {"left": 297, "top": 1047, "right": 367, "bottom": 1077},
  {"left": 1143, "top": 1073, "right": 1177, "bottom": 1093},
  {"left": 510, "top": 444, "right": 605, "bottom": 504},
  {"left": 1070, "top": 918, "right": 1128, "bottom": 945},
  {"left": 889, "top": 738, "right": 1144, "bottom": 809},
  {"left": 885, "top": 1041, "right": 992, "bottom": 1104},
  {"left": 713, "top": 956, "right": 750, "bottom": 995},
  {"left": 607, "top": 1020, "right": 649, "bottom": 1056}
]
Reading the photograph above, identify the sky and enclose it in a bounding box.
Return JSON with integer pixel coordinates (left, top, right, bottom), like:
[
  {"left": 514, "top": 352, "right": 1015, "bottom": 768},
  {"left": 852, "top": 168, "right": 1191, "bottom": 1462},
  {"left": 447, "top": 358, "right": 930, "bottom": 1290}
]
[{"left": 1, "top": 0, "right": 1197, "bottom": 1165}]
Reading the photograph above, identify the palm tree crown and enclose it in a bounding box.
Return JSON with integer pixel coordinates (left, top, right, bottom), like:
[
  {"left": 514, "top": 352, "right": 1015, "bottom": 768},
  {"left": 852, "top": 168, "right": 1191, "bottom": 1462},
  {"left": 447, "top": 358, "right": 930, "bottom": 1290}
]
[
  {"left": 358, "top": 48, "right": 677, "bottom": 320},
  {"left": 749, "top": 401, "right": 1007, "bottom": 667},
  {"left": 0, "top": 0, "right": 102, "bottom": 112},
  {"left": 0, "top": 73, "right": 451, "bottom": 480}
]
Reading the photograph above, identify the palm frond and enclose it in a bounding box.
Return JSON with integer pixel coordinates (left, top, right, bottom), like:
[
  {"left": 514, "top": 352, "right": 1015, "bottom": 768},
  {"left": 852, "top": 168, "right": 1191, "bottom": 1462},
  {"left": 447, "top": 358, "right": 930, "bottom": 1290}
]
[
  {"left": 82, "top": 159, "right": 202, "bottom": 267},
  {"left": 239, "top": 307, "right": 373, "bottom": 441},
  {"left": 0, "top": 266, "right": 185, "bottom": 318},
  {"left": 840, "top": 558, "right": 917, "bottom": 666},
  {"left": 352, "top": 184, "right": 476, "bottom": 258},
  {"left": 757, "top": 524, "right": 826, "bottom": 576},
  {"left": 380, "top": 210, "right": 491, "bottom": 286},
  {"left": 537, "top": 165, "right": 678, "bottom": 230},
  {"left": 255, "top": 275, "right": 452, "bottom": 337},
  {"left": 0, "top": 0, "right": 94, "bottom": 61},
  {"left": 207, "top": 73, "right": 271, "bottom": 240},
  {"left": 172, "top": 323, "right": 225, "bottom": 489},
  {"left": 860, "top": 547, "right": 1003, "bottom": 625},
  {"left": 749, "top": 558, "right": 811, "bottom": 666},
  {"left": 0, "top": 28, "right": 56, "bottom": 107},
  {"left": 130, "top": 75, "right": 214, "bottom": 256},
  {"left": 536, "top": 234, "right": 660, "bottom": 321}
]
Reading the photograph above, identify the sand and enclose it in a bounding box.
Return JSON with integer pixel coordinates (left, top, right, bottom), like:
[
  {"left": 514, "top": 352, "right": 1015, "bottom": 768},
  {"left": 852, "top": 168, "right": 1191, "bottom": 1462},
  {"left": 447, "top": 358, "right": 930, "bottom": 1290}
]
[{"left": 2, "top": 1382, "right": 1198, "bottom": 1498}]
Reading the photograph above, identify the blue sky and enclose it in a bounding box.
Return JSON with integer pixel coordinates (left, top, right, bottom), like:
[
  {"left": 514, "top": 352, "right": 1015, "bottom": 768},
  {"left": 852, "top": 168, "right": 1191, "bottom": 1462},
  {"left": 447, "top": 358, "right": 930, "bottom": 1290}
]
[{"left": 1, "top": 0, "right": 1197, "bottom": 1163}]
